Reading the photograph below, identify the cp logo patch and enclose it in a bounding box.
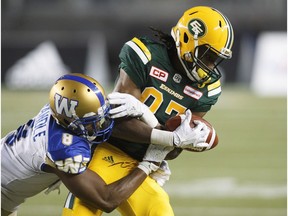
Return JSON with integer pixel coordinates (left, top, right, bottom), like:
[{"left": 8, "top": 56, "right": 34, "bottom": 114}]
[{"left": 149, "top": 66, "right": 168, "bottom": 82}]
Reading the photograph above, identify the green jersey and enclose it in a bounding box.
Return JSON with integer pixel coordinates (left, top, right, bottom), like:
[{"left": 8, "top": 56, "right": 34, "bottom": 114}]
[{"left": 109, "top": 37, "right": 222, "bottom": 160}]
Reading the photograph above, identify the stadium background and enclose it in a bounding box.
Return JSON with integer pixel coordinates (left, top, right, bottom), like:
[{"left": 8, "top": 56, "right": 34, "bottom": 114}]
[{"left": 1, "top": 0, "right": 287, "bottom": 215}]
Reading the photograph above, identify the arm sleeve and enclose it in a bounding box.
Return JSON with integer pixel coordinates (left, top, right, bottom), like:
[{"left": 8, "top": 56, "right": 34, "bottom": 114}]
[
  {"left": 118, "top": 38, "right": 150, "bottom": 89},
  {"left": 191, "top": 81, "right": 222, "bottom": 112},
  {"left": 192, "top": 96, "right": 220, "bottom": 112},
  {"left": 47, "top": 133, "right": 91, "bottom": 174}
]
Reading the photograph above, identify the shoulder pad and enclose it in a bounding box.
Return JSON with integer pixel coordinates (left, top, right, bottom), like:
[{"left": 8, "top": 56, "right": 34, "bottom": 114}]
[{"left": 125, "top": 37, "right": 152, "bottom": 65}]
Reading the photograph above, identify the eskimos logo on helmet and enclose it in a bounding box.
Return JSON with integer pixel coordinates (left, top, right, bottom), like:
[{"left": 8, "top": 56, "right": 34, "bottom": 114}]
[{"left": 188, "top": 19, "right": 206, "bottom": 37}]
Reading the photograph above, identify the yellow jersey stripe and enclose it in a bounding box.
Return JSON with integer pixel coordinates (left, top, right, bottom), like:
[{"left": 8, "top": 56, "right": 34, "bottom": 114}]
[
  {"left": 207, "top": 80, "right": 221, "bottom": 97},
  {"left": 207, "top": 80, "right": 221, "bottom": 91},
  {"left": 126, "top": 40, "right": 149, "bottom": 64},
  {"left": 132, "top": 37, "right": 152, "bottom": 61}
]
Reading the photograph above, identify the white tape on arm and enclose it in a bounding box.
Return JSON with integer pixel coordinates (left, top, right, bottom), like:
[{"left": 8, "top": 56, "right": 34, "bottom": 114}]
[
  {"left": 140, "top": 104, "right": 159, "bottom": 128},
  {"left": 150, "top": 129, "right": 174, "bottom": 147},
  {"left": 137, "top": 161, "right": 159, "bottom": 175}
]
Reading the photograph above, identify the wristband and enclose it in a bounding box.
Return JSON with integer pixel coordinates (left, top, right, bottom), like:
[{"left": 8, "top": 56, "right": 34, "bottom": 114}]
[
  {"left": 137, "top": 161, "right": 159, "bottom": 175},
  {"left": 140, "top": 104, "right": 159, "bottom": 128},
  {"left": 150, "top": 129, "right": 174, "bottom": 146}
]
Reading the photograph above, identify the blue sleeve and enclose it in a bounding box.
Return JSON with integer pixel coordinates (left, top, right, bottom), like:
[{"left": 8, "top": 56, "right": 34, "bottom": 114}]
[{"left": 47, "top": 127, "right": 91, "bottom": 174}]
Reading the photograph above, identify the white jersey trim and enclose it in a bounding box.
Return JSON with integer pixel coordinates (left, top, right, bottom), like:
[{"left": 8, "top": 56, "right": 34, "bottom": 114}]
[
  {"left": 208, "top": 86, "right": 221, "bottom": 97},
  {"left": 126, "top": 41, "right": 149, "bottom": 65}
]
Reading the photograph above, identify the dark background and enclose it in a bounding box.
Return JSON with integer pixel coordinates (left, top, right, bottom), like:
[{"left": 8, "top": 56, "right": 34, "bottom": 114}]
[{"left": 2, "top": 0, "right": 287, "bottom": 85}]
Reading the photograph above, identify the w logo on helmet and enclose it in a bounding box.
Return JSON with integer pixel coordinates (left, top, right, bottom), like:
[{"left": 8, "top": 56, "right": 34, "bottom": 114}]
[
  {"left": 54, "top": 93, "right": 79, "bottom": 117},
  {"left": 188, "top": 19, "right": 206, "bottom": 37}
]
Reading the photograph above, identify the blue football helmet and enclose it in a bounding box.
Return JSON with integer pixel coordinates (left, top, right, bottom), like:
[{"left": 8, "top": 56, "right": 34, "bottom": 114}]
[{"left": 49, "top": 73, "right": 114, "bottom": 143}]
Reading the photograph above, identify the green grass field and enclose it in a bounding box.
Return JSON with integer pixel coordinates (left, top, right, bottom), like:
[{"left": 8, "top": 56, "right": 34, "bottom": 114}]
[{"left": 1, "top": 86, "right": 287, "bottom": 216}]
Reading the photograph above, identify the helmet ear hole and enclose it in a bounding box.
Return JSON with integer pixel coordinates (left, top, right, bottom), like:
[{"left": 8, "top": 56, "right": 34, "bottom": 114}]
[{"left": 183, "top": 32, "right": 189, "bottom": 43}]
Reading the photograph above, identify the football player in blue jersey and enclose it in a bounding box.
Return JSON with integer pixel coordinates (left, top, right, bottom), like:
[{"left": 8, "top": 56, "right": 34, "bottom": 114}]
[
  {"left": 1, "top": 73, "right": 171, "bottom": 216},
  {"left": 63, "top": 6, "right": 234, "bottom": 216}
]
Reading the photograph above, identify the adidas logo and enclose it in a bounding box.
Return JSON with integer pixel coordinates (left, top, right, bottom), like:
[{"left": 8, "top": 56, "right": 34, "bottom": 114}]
[{"left": 102, "top": 156, "right": 114, "bottom": 164}]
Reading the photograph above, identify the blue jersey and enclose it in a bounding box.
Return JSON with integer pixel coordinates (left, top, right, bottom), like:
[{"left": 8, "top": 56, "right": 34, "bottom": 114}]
[{"left": 1, "top": 104, "right": 92, "bottom": 212}]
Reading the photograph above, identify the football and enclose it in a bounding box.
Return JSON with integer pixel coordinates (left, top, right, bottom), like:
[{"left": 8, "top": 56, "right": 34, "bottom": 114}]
[{"left": 165, "top": 114, "right": 218, "bottom": 152}]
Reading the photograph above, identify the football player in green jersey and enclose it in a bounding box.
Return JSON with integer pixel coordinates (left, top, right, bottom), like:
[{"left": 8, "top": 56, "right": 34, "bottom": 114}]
[{"left": 62, "top": 6, "right": 234, "bottom": 216}]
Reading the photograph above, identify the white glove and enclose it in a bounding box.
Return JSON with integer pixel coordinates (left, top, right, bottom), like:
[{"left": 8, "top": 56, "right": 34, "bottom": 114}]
[
  {"left": 150, "top": 160, "right": 171, "bottom": 186},
  {"left": 138, "top": 144, "right": 174, "bottom": 175},
  {"left": 143, "top": 144, "right": 174, "bottom": 162},
  {"left": 108, "top": 92, "right": 144, "bottom": 118},
  {"left": 173, "top": 110, "right": 209, "bottom": 149},
  {"left": 108, "top": 92, "right": 159, "bottom": 127}
]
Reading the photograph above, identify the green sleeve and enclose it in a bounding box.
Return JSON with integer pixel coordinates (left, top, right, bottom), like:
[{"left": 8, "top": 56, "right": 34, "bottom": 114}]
[{"left": 118, "top": 42, "right": 148, "bottom": 89}]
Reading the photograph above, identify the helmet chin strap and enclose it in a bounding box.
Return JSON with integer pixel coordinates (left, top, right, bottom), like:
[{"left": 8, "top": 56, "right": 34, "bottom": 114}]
[
  {"left": 171, "top": 29, "right": 202, "bottom": 82},
  {"left": 87, "top": 135, "right": 97, "bottom": 141},
  {"left": 190, "top": 33, "right": 202, "bottom": 81}
]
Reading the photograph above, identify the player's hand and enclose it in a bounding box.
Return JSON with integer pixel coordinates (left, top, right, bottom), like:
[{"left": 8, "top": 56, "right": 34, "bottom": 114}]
[
  {"left": 108, "top": 92, "right": 159, "bottom": 127},
  {"left": 173, "top": 110, "right": 209, "bottom": 149},
  {"left": 150, "top": 160, "right": 171, "bottom": 186},
  {"left": 143, "top": 144, "right": 174, "bottom": 163},
  {"left": 138, "top": 144, "right": 174, "bottom": 175},
  {"left": 108, "top": 92, "right": 144, "bottom": 118}
]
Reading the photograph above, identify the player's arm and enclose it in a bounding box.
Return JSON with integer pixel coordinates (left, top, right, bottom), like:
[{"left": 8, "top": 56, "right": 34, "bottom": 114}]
[
  {"left": 114, "top": 68, "right": 142, "bottom": 97},
  {"left": 110, "top": 69, "right": 210, "bottom": 150},
  {"left": 109, "top": 68, "right": 157, "bottom": 143},
  {"left": 50, "top": 167, "right": 146, "bottom": 213},
  {"left": 44, "top": 144, "right": 169, "bottom": 213}
]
